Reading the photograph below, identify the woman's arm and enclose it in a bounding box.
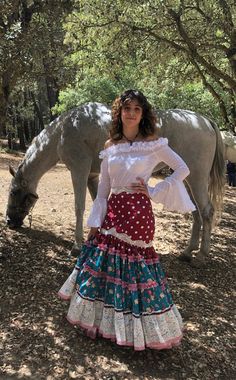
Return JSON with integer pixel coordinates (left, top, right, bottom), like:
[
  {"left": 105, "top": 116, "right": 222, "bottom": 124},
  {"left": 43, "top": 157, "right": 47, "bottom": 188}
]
[{"left": 147, "top": 144, "right": 195, "bottom": 213}]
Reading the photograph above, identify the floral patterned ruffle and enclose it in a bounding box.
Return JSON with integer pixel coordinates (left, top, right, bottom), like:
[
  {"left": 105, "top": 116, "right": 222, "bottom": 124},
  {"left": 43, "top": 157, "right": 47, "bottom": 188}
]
[{"left": 58, "top": 234, "right": 183, "bottom": 350}]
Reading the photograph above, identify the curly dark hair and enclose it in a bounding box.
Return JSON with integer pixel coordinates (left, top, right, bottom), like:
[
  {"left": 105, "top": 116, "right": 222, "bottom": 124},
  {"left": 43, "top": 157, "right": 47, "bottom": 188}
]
[{"left": 110, "top": 89, "right": 157, "bottom": 141}]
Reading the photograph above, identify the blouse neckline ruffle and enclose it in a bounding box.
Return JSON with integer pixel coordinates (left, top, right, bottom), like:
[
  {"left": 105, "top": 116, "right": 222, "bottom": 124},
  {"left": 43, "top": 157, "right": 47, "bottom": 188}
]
[{"left": 99, "top": 137, "right": 168, "bottom": 159}]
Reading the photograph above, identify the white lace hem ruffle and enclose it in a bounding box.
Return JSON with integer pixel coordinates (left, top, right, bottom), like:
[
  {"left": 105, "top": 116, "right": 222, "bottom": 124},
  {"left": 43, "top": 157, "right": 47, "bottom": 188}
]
[
  {"left": 100, "top": 227, "right": 153, "bottom": 248},
  {"left": 58, "top": 291, "right": 183, "bottom": 351},
  {"left": 99, "top": 137, "right": 168, "bottom": 159},
  {"left": 148, "top": 177, "right": 196, "bottom": 213}
]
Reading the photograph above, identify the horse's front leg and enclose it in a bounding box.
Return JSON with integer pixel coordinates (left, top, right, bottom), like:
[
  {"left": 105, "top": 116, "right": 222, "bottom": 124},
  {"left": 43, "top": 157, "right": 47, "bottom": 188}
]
[
  {"left": 87, "top": 173, "right": 99, "bottom": 200},
  {"left": 70, "top": 164, "right": 91, "bottom": 254}
]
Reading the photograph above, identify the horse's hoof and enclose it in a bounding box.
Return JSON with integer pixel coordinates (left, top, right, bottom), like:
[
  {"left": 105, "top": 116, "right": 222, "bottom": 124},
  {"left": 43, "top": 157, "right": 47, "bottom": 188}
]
[
  {"left": 178, "top": 253, "right": 192, "bottom": 262},
  {"left": 190, "top": 256, "right": 207, "bottom": 268},
  {"left": 70, "top": 246, "right": 82, "bottom": 258}
]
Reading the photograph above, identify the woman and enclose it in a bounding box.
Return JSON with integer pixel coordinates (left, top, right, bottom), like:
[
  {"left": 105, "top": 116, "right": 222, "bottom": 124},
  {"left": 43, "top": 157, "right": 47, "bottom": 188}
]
[
  {"left": 58, "top": 89, "right": 195, "bottom": 351},
  {"left": 226, "top": 160, "right": 236, "bottom": 187}
]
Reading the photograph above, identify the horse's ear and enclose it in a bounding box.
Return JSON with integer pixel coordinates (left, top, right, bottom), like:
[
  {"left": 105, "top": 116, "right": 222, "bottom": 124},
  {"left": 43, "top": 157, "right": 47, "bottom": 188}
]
[{"left": 9, "top": 165, "right": 16, "bottom": 177}]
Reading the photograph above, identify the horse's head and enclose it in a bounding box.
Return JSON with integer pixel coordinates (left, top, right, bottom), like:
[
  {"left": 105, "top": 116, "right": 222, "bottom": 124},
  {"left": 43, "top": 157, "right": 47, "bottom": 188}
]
[{"left": 6, "top": 165, "right": 39, "bottom": 228}]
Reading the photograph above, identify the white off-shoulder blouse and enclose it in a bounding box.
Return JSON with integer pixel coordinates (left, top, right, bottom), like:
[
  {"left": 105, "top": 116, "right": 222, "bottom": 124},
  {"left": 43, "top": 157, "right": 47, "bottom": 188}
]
[{"left": 87, "top": 138, "right": 196, "bottom": 227}]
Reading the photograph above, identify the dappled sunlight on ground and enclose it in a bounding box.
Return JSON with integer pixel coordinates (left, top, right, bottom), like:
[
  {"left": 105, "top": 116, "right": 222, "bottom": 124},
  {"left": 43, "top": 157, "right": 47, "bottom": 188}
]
[{"left": 0, "top": 153, "right": 235, "bottom": 379}]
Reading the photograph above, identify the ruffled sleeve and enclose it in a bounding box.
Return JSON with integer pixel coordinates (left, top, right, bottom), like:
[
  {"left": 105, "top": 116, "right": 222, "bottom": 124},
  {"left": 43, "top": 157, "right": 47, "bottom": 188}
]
[
  {"left": 87, "top": 155, "right": 111, "bottom": 227},
  {"left": 147, "top": 143, "right": 196, "bottom": 213}
]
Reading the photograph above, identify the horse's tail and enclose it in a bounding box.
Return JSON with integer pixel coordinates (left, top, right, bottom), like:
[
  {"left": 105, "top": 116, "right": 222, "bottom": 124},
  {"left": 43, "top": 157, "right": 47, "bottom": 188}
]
[{"left": 209, "top": 120, "right": 226, "bottom": 224}]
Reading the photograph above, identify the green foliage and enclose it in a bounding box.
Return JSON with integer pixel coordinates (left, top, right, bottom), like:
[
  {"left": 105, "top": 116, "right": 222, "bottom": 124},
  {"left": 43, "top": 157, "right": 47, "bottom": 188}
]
[
  {"left": 53, "top": 77, "right": 119, "bottom": 113},
  {"left": 1, "top": 0, "right": 235, "bottom": 139},
  {"left": 0, "top": 0, "right": 75, "bottom": 134},
  {"left": 61, "top": 0, "right": 235, "bottom": 128},
  {"left": 53, "top": 61, "right": 146, "bottom": 113},
  {"left": 157, "top": 82, "right": 226, "bottom": 123},
  {"left": 54, "top": 70, "right": 225, "bottom": 128}
]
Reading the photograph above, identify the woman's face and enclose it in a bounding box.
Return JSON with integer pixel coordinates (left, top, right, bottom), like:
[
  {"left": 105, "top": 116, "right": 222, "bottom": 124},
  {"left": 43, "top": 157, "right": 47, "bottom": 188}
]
[{"left": 121, "top": 100, "right": 143, "bottom": 130}]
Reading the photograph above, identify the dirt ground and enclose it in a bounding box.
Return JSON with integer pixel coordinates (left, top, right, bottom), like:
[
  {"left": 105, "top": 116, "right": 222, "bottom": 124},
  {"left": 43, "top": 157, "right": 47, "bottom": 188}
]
[{"left": 0, "top": 151, "right": 235, "bottom": 380}]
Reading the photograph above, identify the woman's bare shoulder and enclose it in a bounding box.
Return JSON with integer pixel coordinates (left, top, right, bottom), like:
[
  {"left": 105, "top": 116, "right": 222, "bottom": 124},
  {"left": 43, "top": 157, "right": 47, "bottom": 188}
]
[
  {"left": 104, "top": 139, "right": 114, "bottom": 149},
  {"left": 145, "top": 133, "right": 159, "bottom": 142}
]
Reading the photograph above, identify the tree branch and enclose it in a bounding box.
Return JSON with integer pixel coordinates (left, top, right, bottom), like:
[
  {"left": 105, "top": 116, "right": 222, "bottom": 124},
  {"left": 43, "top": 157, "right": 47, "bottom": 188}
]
[
  {"left": 167, "top": 8, "right": 236, "bottom": 90},
  {"left": 120, "top": 22, "right": 188, "bottom": 54},
  {"left": 188, "top": 1, "right": 212, "bottom": 23},
  {"left": 191, "top": 58, "right": 231, "bottom": 128},
  {"left": 217, "top": 0, "right": 235, "bottom": 33}
]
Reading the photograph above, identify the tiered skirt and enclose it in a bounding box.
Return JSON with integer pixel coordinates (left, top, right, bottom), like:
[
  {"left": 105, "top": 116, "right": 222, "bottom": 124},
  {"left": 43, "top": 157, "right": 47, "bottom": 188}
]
[{"left": 58, "top": 192, "right": 183, "bottom": 350}]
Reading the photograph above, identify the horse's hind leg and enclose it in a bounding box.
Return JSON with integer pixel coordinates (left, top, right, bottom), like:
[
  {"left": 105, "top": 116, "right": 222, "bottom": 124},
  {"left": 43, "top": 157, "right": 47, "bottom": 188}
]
[
  {"left": 179, "top": 209, "right": 202, "bottom": 262},
  {"left": 194, "top": 201, "right": 214, "bottom": 267},
  {"left": 187, "top": 180, "right": 214, "bottom": 268}
]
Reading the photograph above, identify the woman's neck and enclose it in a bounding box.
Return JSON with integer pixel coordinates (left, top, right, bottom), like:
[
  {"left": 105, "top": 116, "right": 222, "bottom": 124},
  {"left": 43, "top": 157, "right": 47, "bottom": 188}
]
[
  {"left": 122, "top": 129, "right": 140, "bottom": 146},
  {"left": 122, "top": 127, "right": 139, "bottom": 141}
]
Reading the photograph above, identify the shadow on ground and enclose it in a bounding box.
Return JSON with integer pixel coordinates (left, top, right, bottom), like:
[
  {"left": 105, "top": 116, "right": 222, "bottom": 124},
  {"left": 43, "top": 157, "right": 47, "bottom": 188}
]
[{"left": 0, "top": 188, "right": 235, "bottom": 380}]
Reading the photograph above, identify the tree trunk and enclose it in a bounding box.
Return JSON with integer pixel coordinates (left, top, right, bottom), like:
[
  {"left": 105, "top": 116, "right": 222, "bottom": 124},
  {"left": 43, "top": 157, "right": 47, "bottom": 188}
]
[
  {"left": 0, "top": 72, "right": 10, "bottom": 137},
  {"left": 23, "top": 119, "right": 30, "bottom": 143},
  {"left": 43, "top": 59, "right": 59, "bottom": 121},
  {"left": 17, "top": 122, "right": 26, "bottom": 151},
  {"left": 30, "top": 91, "right": 45, "bottom": 131},
  {"left": 230, "top": 92, "right": 236, "bottom": 134},
  {"left": 45, "top": 75, "right": 59, "bottom": 121},
  {"left": 0, "top": 95, "right": 7, "bottom": 137}
]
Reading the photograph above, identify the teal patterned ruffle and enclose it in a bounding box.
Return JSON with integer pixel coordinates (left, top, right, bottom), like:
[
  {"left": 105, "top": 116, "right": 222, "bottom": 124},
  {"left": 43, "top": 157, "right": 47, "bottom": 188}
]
[{"left": 74, "top": 233, "right": 173, "bottom": 318}]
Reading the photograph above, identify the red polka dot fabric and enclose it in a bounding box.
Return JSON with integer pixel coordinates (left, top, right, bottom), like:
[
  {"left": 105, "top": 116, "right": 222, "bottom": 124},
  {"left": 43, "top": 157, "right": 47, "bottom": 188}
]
[{"left": 102, "top": 192, "right": 155, "bottom": 244}]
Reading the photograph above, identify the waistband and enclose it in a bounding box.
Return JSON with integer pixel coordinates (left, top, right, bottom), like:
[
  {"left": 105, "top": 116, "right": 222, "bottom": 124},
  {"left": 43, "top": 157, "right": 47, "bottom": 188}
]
[{"left": 111, "top": 186, "right": 135, "bottom": 194}]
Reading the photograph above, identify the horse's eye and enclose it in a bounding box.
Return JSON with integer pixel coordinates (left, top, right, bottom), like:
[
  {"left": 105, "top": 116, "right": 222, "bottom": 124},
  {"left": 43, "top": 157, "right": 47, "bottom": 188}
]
[
  {"left": 21, "top": 180, "right": 28, "bottom": 188},
  {"left": 10, "top": 189, "right": 21, "bottom": 196}
]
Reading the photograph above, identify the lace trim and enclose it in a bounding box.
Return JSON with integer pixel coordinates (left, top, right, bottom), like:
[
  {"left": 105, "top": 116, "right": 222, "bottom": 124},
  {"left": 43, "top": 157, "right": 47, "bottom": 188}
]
[
  {"left": 99, "top": 137, "right": 168, "bottom": 159},
  {"left": 100, "top": 228, "right": 153, "bottom": 248}
]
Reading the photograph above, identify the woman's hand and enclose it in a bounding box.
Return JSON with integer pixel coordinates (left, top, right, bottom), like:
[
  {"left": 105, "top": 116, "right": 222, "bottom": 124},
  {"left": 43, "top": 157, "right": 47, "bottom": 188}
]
[
  {"left": 87, "top": 227, "right": 99, "bottom": 241},
  {"left": 129, "top": 177, "right": 150, "bottom": 197}
]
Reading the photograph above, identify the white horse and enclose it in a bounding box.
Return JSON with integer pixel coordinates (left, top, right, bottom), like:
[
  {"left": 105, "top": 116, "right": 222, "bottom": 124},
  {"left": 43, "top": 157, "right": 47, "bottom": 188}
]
[
  {"left": 6, "top": 102, "right": 226, "bottom": 267},
  {"left": 220, "top": 130, "right": 236, "bottom": 163}
]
